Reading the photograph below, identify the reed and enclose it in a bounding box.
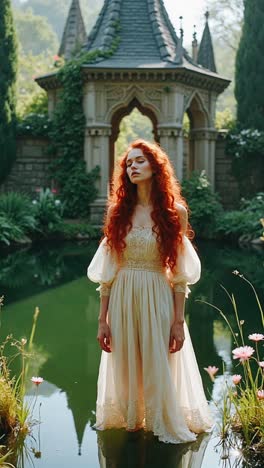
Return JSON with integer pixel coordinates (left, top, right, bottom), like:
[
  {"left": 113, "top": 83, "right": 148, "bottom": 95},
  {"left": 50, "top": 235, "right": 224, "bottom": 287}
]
[{"left": 0, "top": 297, "right": 42, "bottom": 465}]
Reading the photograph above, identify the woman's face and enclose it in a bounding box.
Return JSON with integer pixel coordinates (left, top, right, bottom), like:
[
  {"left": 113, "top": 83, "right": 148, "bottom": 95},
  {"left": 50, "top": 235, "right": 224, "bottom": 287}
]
[{"left": 126, "top": 148, "right": 153, "bottom": 184}]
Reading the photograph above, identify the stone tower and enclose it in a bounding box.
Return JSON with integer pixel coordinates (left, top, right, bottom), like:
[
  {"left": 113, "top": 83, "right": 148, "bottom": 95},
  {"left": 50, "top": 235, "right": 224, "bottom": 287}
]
[{"left": 37, "top": 1, "right": 230, "bottom": 223}]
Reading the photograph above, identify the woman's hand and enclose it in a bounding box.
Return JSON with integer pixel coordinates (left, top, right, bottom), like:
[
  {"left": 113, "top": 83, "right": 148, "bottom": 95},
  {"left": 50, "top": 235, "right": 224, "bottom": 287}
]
[
  {"left": 97, "top": 320, "right": 112, "bottom": 353},
  {"left": 169, "top": 321, "right": 185, "bottom": 353}
]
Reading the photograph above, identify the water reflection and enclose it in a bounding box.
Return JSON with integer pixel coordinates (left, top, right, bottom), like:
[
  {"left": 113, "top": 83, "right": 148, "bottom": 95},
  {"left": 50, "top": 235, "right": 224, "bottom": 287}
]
[
  {"left": 0, "top": 240, "right": 263, "bottom": 467},
  {"left": 97, "top": 430, "right": 211, "bottom": 468},
  {"left": 0, "top": 241, "right": 97, "bottom": 305}
]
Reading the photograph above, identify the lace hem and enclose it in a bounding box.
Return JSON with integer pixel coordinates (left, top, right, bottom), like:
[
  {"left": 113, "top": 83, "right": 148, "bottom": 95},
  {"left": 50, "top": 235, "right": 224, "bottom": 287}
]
[
  {"left": 95, "top": 400, "right": 212, "bottom": 444},
  {"left": 182, "top": 406, "right": 213, "bottom": 434},
  {"left": 96, "top": 399, "right": 145, "bottom": 431}
]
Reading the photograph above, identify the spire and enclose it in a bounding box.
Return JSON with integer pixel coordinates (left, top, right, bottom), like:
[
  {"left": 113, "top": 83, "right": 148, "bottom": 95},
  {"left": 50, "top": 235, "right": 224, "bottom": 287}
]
[
  {"left": 197, "top": 11, "right": 217, "bottom": 73},
  {"left": 58, "top": 0, "right": 86, "bottom": 60}
]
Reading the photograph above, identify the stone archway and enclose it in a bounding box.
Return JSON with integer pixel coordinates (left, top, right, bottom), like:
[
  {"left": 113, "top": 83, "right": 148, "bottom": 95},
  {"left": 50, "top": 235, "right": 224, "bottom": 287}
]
[
  {"left": 185, "top": 92, "right": 217, "bottom": 188},
  {"left": 37, "top": 0, "right": 230, "bottom": 222},
  {"left": 109, "top": 97, "right": 159, "bottom": 178}
]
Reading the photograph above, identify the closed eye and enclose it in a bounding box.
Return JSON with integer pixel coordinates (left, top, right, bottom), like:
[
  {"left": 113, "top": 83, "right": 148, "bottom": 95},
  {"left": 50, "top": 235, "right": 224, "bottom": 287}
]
[{"left": 127, "top": 159, "right": 145, "bottom": 167}]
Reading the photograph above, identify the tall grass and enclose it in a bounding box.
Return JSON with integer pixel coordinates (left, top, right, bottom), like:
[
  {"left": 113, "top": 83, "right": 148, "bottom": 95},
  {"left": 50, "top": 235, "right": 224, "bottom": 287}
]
[
  {"left": 200, "top": 272, "right": 264, "bottom": 457},
  {"left": 0, "top": 296, "right": 41, "bottom": 465}
]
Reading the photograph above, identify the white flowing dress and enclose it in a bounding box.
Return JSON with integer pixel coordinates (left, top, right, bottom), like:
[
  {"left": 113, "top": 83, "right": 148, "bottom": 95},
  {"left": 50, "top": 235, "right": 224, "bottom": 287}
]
[{"left": 87, "top": 227, "right": 212, "bottom": 444}]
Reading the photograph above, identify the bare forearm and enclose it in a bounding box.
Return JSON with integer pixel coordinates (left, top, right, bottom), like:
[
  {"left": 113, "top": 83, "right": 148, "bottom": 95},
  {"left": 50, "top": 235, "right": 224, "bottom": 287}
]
[
  {"left": 99, "top": 295, "right": 110, "bottom": 323},
  {"left": 173, "top": 291, "right": 186, "bottom": 324}
]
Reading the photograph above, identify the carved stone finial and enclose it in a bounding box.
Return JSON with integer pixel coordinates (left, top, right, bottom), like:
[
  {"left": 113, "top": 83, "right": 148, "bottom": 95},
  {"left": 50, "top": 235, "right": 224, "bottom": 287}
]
[
  {"left": 193, "top": 24, "right": 197, "bottom": 42},
  {"left": 192, "top": 24, "right": 198, "bottom": 62},
  {"left": 179, "top": 16, "right": 184, "bottom": 40}
]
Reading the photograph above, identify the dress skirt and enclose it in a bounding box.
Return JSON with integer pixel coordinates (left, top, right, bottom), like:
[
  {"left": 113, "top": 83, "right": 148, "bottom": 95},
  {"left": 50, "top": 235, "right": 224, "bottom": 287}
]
[
  {"left": 95, "top": 267, "right": 212, "bottom": 444},
  {"left": 88, "top": 228, "right": 212, "bottom": 444}
]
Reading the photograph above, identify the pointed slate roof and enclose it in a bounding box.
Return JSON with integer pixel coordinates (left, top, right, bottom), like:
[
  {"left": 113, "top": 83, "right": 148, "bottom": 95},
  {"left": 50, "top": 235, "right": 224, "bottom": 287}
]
[
  {"left": 36, "top": 0, "right": 230, "bottom": 93},
  {"left": 82, "top": 0, "right": 192, "bottom": 68},
  {"left": 59, "top": 0, "right": 87, "bottom": 60},
  {"left": 197, "top": 12, "right": 217, "bottom": 73}
]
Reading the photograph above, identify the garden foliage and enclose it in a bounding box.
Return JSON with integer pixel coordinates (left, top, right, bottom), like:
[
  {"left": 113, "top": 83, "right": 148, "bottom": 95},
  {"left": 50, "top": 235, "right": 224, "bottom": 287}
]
[
  {"left": 235, "top": 0, "right": 264, "bottom": 130},
  {"left": 0, "top": 192, "right": 36, "bottom": 245},
  {"left": 0, "top": 0, "right": 18, "bottom": 184},
  {"left": 181, "top": 171, "right": 223, "bottom": 238},
  {"left": 226, "top": 128, "right": 264, "bottom": 196},
  {"left": 47, "top": 22, "right": 121, "bottom": 217},
  {"left": 216, "top": 193, "right": 264, "bottom": 241},
  {"left": 0, "top": 298, "right": 42, "bottom": 465},
  {"left": 31, "top": 188, "right": 64, "bottom": 236},
  {"left": 17, "top": 113, "right": 51, "bottom": 137}
]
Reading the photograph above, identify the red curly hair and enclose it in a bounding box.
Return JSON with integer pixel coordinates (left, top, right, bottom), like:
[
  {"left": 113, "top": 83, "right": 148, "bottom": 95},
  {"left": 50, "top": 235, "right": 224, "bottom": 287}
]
[{"left": 103, "top": 139, "right": 192, "bottom": 271}]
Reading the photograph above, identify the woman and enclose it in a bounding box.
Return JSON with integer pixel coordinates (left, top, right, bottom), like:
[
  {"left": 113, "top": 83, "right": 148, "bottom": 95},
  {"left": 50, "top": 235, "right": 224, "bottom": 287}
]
[{"left": 87, "top": 139, "right": 212, "bottom": 444}]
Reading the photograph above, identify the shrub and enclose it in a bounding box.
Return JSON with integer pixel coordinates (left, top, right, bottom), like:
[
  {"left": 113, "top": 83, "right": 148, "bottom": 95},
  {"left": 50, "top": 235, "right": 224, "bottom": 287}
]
[
  {"left": 59, "top": 162, "right": 100, "bottom": 218},
  {"left": 216, "top": 192, "right": 264, "bottom": 241},
  {"left": 181, "top": 171, "right": 223, "bottom": 238},
  {"left": 0, "top": 192, "right": 35, "bottom": 231},
  {"left": 0, "top": 215, "right": 25, "bottom": 246},
  {"left": 31, "top": 188, "right": 64, "bottom": 236},
  {"left": 58, "top": 222, "right": 99, "bottom": 240},
  {"left": 16, "top": 113, "right": 51, "bottom": 137},
  {"left": 226, "top": 128, "right": 264, "bottom": 196},
  {"left": 0, "top": 192, "right": 36, "bottom": 245}
]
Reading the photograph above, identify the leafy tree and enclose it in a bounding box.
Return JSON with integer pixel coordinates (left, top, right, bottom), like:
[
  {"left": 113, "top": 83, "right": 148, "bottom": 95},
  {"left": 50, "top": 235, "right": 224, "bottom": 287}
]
[
  {"left": 205, "top": 0, "right": 244, "bottom": 115},
  {"left": 11, "top": 0, "right": 21, "bottom": 8},
  {"left": 235, "top": 0, "right": 264, "bottom": 130},
  {"left": 0, "top": 0, "right": 18, "bottom": 184},
  {"left": 21, "top": 0, "right": 103, "bottom": 40},
  {"left": 206, "top": 0, "right": 244, "bottom": 51},
  {"left": 16, "top": 51, "right": 52, "bottom": 117},
  {"left": 115, "top": 109, "right": 153, "bottom": 158},
  {"left": 12, "top": 0, "right": 103, "bottom": 117},
  {"left": 14, "top": 8, "right": 58, "bottom": 55}
]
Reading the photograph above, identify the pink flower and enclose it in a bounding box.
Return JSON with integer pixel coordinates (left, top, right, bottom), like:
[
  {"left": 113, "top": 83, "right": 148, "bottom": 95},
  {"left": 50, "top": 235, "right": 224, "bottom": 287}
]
[
  {"left": 256, "top": 390, "right": 264, "bottom": 400},
  {"left": 51, "top": 188, "right": 58, "bottom": 194},
  {"left": 232, "top": 374, "right": 242, "bottom": 385},
  {"left": 31, "top": 376, "right": 44, "bottom": 386},
  {"left": 232, "top": 346, "right": 254, "bottom": 362},
  {"left": 258, "top": 361, "right": 264, "bottom": 368},
  {"left": 53, "top": 54, "right": 60, "bottom": 61},
  {"left": 204, "top": 366, "right": 219, "bottom": 381},
  {"left": 248, "top": 333, "right": 264, "bottom": 342}
]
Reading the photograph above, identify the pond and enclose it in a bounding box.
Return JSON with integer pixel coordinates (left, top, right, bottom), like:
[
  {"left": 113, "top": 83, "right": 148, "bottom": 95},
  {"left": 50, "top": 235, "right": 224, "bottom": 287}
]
[{"left": 0, "top": 239, "right": 263, "bottom": 467}]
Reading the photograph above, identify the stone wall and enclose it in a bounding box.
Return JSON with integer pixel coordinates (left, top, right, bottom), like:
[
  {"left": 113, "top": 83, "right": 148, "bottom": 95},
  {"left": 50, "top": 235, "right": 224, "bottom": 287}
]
[
  {"left": 1, "top": 133, "right": 240, "bottom": 210},
  {"left": 1, "top": 136, "right": 52, "bottom": 196},
  {"left": 215, "top": 132, "right": 240, "bottom": 209}
]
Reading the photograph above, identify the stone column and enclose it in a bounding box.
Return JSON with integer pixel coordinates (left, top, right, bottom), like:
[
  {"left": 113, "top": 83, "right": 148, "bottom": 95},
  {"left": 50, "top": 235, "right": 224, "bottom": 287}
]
[
  {"left": 189, "top": 128, "right": 217, "bottom": 189},
  {"left": 47, "top": 89, "right": 57, "bottom": 117},
  {"left": 84, "top": 124, "right": 112, "bottom": 224},
  {"left": 157, "top": 125, "right": 184, "bottom": 181}
]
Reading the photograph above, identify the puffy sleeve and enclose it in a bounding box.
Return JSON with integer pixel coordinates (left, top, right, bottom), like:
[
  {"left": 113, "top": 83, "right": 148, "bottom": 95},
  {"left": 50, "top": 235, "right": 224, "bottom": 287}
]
[
  {"left": 87, "top": 237, "right": 118, "bottom": 297},
  {"left": 167, "top": 235, "right": 201, "bottom": 298}
]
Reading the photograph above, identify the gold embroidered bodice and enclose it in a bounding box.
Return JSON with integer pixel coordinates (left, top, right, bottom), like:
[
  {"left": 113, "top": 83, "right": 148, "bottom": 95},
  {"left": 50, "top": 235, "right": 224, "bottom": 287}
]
[{"left": 120, "top": 226, "right": 165, "bottom": 272}]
